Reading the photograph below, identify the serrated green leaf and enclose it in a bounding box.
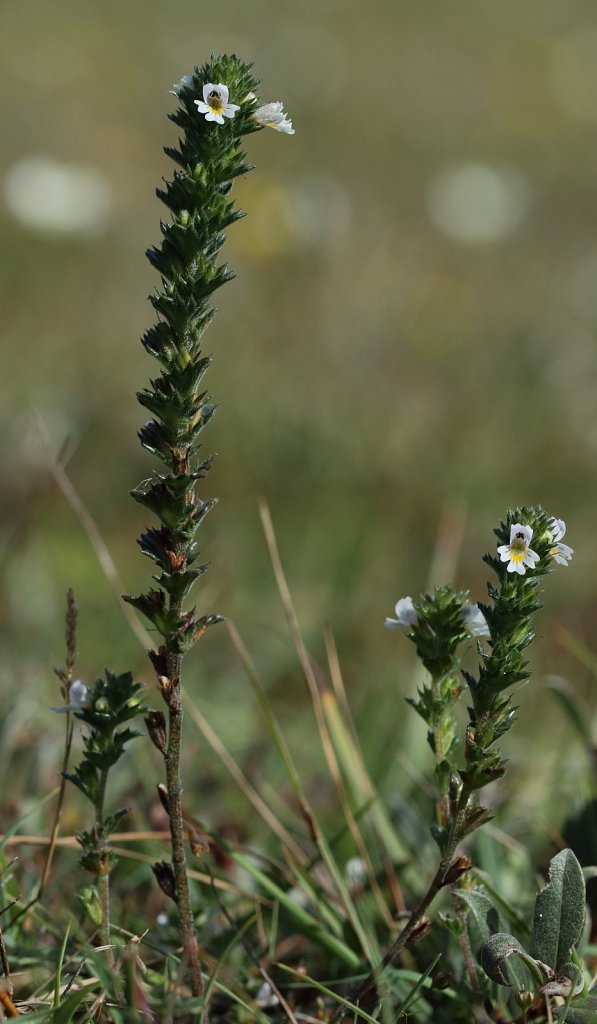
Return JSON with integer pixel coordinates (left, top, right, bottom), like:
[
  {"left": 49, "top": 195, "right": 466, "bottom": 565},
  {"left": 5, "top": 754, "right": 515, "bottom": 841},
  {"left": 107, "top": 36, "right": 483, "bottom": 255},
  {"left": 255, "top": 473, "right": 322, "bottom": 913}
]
[
  {"left": 533, "top": 849, "right": 585, "bottom": 972},
  {"left": 103, "top": 806, "right": 129, "bottom": 836}
]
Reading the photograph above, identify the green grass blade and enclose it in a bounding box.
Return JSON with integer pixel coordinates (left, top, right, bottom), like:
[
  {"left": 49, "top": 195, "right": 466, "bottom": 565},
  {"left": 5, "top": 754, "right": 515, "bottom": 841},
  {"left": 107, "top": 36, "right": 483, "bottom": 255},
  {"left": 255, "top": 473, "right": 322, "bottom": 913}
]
[
  {"left": 394, "top": 953, "right": 440, "bottom": 1014},
  {"left": 230, "top": 849, "right": 361, "bottom": 969},
  {"left": 275, "top": 962, "right": 381, "bottom": 1024},
  {"left": 53, "top": 919, "right": 71, "bottom": 1008}
]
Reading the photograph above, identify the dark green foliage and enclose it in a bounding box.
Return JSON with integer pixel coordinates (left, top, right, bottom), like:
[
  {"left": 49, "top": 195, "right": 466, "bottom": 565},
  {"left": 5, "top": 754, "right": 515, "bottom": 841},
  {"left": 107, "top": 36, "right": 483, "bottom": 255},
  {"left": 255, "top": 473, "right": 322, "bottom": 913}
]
[
  {"left": 125, "top": 55, "right": 262, "bottom": 665},
  {"left": 478, "top": 849, "right": 587, "bottom": 1011},
  {"left": 64, "top": 669, "right": 147, "bottom": 872},
  {"left": 404, "top": 586, "right": 474, "bottom": 832},
  {"left": 404, "top": 507, "right": 567, "bottom": 836},
  {"left": 462, "top": 505, "right": 554, "bottom": 789},
  {"left": 407, "top": 585, "right": 472, "bottom": 680},
  {"left": 533, "top": 849, "right": 586, "bottom": 976}
]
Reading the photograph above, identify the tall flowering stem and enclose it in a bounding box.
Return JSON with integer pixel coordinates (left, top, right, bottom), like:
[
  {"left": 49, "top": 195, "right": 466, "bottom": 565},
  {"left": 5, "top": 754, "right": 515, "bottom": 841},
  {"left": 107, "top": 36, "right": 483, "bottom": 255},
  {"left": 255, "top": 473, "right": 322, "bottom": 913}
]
[
  {"left": 124, "top": 55, "right": 262, "bottom": 1000},
  {"left": 344, "top": 505, "right": 569, "bottom": 1016}
]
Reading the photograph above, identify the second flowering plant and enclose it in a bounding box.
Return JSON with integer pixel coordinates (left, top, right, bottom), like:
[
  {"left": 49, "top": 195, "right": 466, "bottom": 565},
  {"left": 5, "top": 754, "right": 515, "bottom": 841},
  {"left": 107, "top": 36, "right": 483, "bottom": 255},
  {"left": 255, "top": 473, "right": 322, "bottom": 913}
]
[{"left": 344, "top": 506, "right": 583, "bottom": 1021}]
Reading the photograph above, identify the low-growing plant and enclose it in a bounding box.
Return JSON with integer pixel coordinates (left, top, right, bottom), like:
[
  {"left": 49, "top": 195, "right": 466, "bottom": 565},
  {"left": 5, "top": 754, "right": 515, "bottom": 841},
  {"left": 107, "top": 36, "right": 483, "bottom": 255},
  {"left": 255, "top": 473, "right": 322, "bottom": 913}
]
[{"left": 59, "top": 669, "right": 146, "bottom": 960}]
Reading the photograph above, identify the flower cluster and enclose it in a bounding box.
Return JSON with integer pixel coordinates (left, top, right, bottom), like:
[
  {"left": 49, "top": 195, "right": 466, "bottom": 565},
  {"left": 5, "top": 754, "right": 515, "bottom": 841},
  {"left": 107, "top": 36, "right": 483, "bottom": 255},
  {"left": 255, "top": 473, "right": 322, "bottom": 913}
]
[
  {"left": 385, "top": 596, "right": 490, "bottom": 638},
  {"left": 185, "top": 81, "right": 295, "bottom": 135},
  {"left": 497, "top": 517, "right": 573, "bottom": 575}
]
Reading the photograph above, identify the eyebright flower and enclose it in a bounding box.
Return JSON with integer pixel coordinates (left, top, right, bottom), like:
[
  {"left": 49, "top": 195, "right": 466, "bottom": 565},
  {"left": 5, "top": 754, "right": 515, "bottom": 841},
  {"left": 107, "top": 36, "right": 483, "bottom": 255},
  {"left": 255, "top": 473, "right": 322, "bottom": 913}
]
[
  {"left": 547, "top": 517, "right": 574, "bottom": 567},
  {"left": 170, "top": 74, "right": 194, "bottom": 96},
  {"left": 50, "top": 679, "right": 89, "bottom": 714},
  {"left": 462, "top": 603, "right": 490, "bottom": 638},
  {"left": 385, "top": 596, "right": 418, "bottom": 629},
  {"left": 194, "top": 83, "right": 240, "bottom": 124},
  {"left": 497, "top": 523, "right": 540, "bottom": 575},
  {"left": 253, "top": 101, "right": 295, "bottom": 135}
]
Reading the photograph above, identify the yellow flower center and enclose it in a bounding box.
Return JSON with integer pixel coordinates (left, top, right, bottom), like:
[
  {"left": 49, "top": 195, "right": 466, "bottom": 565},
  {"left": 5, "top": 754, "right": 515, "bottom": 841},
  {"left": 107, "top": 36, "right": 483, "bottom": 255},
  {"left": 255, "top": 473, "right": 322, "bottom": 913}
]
[
  {"left": 510, "top": 532, "right": 528, "bottom": 561},
  {"left": 207, "top": 90, "right": 225, "bottom": 114}
]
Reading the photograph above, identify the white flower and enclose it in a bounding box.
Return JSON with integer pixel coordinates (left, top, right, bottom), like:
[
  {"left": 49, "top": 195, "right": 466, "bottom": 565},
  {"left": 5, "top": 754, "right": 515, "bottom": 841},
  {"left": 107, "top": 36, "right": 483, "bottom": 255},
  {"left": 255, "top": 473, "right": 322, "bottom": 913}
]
[
  {"left": 462, "top": 603, "right": 490, "bottom": 638},
  {"left": 170, "top": 74, "right": 194, "bottom": 96},
  {"left": 253, "top": 101, "right": 295, "bottom": 135},
  {"left": 547, "top": 517, "right": 574, "bottom": 567},
  {"left": 385, "top": 596, "right": 419, "bottom": 629},
  {"left": 194, "top": 83, "right": 240, "bottom": 124},
  {"left": 50, "top": 679, "right": 89, "bottom": 714},
  {"left": 3, "top": 157, "right": 111, "bottom": 238},
  {"left": 345, "top": 856, "right": 367, "bottom": 888},
  {"left": 497, "top": 523, "right": 540, "bottom": 575},
  {"left": 255, "top": 983, "right": 280, "bottom": 1009}
]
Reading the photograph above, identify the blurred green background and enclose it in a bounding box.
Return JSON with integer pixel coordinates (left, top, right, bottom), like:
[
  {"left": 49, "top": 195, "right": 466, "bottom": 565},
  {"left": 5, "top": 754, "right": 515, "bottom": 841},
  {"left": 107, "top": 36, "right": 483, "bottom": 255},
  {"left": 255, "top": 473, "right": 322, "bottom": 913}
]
[{"left": 2, "top": 0, "right": 597, "bottom": 847}]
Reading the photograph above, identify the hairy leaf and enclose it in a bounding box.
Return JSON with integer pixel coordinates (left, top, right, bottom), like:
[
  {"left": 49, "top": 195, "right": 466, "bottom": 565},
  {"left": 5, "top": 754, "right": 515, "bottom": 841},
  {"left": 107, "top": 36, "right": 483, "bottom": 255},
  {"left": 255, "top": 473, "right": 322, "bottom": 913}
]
[
  {"left": 480, "top": 932, "right": 546, "bottom": 989},
  {"left": 457, "top": 889, "right": 500, "bottom": 955},
  {"left": 533, "top": 849, "right": 585, "bottom": 972},
  {"left": 555, "top": 996, "right": 597, "bottom": 1023}
]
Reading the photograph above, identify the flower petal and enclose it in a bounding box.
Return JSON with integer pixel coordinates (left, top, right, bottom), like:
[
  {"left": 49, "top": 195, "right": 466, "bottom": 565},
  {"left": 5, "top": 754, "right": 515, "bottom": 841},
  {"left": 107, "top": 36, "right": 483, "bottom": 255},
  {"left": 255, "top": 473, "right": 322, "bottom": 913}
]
[
  {"left": 509, "top": 523, "right": 533, "bottom": 545},
  {"left": 462, "top": 603, "right": 490, "bottom": 637},
  {"left": 215, "top": 82, "right": 229, "bottom": 104}
]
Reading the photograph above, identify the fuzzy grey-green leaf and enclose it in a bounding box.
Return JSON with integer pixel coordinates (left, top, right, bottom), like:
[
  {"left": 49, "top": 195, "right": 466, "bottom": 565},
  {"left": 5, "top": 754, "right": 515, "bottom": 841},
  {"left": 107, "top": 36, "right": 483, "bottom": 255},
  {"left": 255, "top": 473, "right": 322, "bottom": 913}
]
[
  {"left": 458, "top": 889, "right": 500, "bottom": 955},
  {"left": 555, "top": 995, "right": 597, "bottom": 1023},
  {"left": 480, "top": 932, "right": 538, "bottom": 988},
  {"left": 533, "top": 849, "right": 585, "bottom": 972}
]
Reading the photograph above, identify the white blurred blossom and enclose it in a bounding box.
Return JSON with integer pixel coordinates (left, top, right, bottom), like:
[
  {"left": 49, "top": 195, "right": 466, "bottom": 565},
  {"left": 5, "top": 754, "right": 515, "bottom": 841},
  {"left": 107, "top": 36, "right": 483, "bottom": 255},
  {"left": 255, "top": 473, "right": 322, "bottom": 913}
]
[
  {"left": 3, "top": 157, "right": 111, "bottom": 238},
  {"left": 462, "top": 604, "right": 490, "bottom": 638},
  {"left": 50, "top": 679, "right": 89, "bottom": 714},
  {"left": 427, "top": 162, "right": 530, "bottom": 244},
  {"left": 171, "top": 74, "right": 194, "bottom": 95},
  {"left": 547, "top": 518, "right": 574, "bottom": 567},
  {"left": 255, "top": 983, "right": 280, "bottom": 1009},
  {"left": 253, "top": 101, "right": 294, "bottom": 134},
  {"left": 385, "top": 596, "right": 418, "bottom": 629}
]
